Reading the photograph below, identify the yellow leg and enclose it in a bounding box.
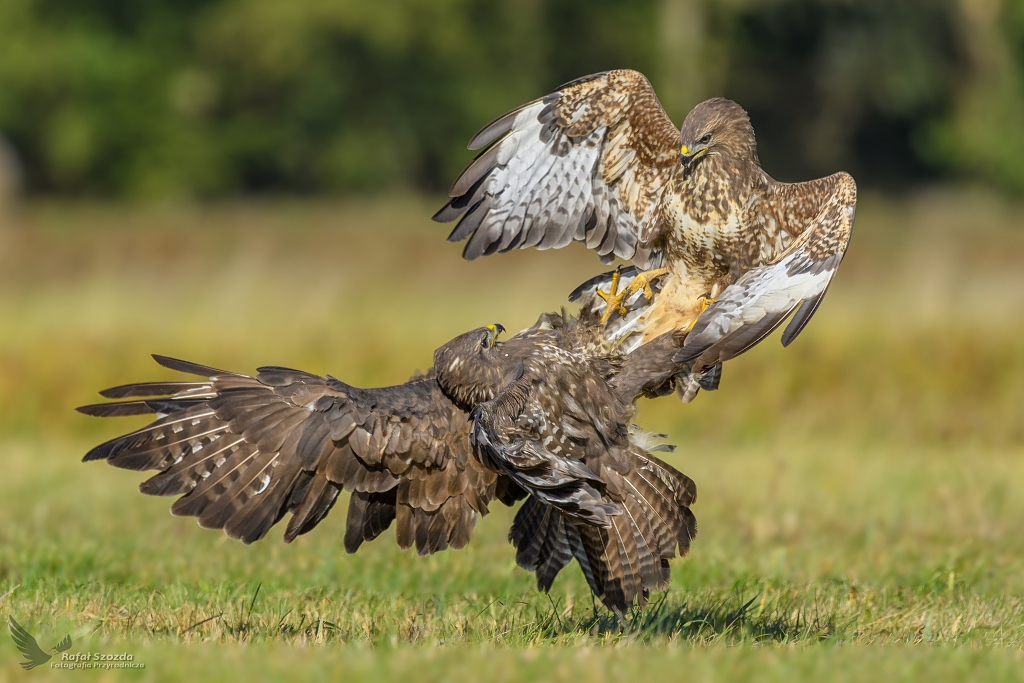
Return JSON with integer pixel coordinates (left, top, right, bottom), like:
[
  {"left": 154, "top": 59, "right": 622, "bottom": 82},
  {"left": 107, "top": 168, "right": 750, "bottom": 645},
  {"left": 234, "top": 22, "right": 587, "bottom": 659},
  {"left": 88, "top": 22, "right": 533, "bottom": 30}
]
[{"left": 597, "top": 267, "right": 670, "bottom": 325}]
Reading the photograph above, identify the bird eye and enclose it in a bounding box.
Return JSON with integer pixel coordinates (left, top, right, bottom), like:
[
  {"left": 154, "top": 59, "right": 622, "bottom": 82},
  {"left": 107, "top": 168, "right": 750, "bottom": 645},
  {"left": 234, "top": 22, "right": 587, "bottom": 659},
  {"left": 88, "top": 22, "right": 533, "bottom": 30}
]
[{"left": 699, "top": 133, "right": 712, "bottom": 145}]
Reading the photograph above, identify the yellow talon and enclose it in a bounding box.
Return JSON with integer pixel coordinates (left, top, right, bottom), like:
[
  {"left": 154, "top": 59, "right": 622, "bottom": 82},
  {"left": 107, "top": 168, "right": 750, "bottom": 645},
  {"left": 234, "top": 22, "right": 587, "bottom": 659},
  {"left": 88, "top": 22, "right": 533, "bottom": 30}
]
[
  {"left": 596, "top": 269, "right": 626, "bottom": 324},
  {"left": 597, "top": 267, "right": 670, "bottom": 325},
  {"left": 682, "top": 293, "right": 715, "bottom": 334}
]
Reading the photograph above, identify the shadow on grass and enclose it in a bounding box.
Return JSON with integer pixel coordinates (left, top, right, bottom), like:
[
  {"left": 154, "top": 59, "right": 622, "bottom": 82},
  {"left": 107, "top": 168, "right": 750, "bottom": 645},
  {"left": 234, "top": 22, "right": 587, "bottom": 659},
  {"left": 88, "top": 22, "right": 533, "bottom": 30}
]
[
  {"left": 532, "top": 590, "right": 852, "bottom": 644},
  {"left": 49, "top": 580, "right": 860, "bottom": 646},
  {"left": 182, "top": 589, "right": 847, "bottom": 645}
]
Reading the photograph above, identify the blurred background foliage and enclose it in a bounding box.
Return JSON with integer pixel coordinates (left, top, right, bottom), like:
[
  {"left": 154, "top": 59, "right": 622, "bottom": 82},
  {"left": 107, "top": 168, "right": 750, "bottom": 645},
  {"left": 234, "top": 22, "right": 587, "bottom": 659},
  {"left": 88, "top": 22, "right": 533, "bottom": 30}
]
[{"left": 0, "top": 0, "right": 1022, "bottom": 198}]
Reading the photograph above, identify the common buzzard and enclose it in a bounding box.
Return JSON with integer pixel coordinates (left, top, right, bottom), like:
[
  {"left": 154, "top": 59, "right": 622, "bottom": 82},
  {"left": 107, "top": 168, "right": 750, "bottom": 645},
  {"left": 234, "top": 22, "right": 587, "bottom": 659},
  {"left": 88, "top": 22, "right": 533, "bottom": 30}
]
[
  {"left": 435, "top": 70, "right": 856, "bottom": 364},
  {"left": 78, "top": 314, "right": 695, "bottom": 613}
]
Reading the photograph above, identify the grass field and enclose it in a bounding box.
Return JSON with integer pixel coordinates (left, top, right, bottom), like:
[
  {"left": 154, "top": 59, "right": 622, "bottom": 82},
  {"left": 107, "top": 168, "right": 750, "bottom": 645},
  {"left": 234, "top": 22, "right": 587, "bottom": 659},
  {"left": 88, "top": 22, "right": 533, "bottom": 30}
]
[{"left": 0, "top": 191, "right": 1023, "bottom": 680}]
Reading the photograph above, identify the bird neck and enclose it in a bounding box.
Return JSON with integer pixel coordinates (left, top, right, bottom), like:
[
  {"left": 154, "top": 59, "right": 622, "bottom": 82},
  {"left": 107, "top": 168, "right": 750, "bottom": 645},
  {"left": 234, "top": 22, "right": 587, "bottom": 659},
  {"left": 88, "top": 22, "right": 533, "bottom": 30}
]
[{"left": 679, "top": 152, "right": 759, "bottom": 220}]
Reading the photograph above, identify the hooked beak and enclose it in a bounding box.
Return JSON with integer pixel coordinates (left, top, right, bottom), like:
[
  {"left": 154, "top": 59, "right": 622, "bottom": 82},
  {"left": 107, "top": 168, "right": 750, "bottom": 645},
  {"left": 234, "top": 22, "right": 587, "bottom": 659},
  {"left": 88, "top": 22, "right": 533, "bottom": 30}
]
[
  {"left": 680, "top": 144, "right": 709, "bottom": 167},
  {"left": 484, "top": 323, "right": 505, "bottom": 348}
]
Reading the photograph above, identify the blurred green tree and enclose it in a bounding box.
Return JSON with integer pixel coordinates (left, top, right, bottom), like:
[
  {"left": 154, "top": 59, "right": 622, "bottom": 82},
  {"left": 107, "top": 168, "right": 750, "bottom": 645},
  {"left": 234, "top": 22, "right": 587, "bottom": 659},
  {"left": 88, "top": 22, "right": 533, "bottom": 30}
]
[{"left": 0, "top": 0, "right": 1022, "bottom": 197}]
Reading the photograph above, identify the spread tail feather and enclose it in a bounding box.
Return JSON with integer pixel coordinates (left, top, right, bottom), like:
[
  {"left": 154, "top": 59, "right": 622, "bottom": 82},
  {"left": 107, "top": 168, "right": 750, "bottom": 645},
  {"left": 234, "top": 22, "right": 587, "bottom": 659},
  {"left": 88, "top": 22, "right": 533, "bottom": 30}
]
[{"left": 507, "top": 449, "right": 696, "bottom": 614}]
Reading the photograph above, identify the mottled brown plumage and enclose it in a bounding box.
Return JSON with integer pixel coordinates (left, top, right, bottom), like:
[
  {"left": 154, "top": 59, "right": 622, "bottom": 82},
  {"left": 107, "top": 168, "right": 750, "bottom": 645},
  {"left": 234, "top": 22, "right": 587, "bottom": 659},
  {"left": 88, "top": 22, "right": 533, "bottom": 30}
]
[
  {"left": 78, "top": 313, "right": 696, "bottom": 613},
  {"left": 436, "top": 69, "right": 856, "bottom": 363}
]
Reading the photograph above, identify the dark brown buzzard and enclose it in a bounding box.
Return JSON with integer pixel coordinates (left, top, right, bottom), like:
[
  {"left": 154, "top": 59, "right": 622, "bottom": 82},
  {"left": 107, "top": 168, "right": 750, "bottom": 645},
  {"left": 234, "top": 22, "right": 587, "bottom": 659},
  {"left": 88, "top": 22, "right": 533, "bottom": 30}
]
[
  {"left": 435, "top": 69, "right": 856, "bottom": 363},
  {"left": 78, "top": 314, "right": 696, "bottom": 614}
]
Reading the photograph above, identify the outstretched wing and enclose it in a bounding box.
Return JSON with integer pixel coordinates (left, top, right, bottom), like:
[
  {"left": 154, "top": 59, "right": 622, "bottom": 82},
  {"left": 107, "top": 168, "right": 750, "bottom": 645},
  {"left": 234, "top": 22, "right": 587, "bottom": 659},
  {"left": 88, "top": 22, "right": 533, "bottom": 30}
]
[
  {"left": 78, "top": 355, "right": 501, "bottom": 555},
  {"left": 8, "top": 617, "right": 51, "bottom": 670},
  {"left": 675, "top": 172, "right": 857, "bottom": 369},
  {"left": 435, "top": 70, "right": 681, "bottom": 268}
]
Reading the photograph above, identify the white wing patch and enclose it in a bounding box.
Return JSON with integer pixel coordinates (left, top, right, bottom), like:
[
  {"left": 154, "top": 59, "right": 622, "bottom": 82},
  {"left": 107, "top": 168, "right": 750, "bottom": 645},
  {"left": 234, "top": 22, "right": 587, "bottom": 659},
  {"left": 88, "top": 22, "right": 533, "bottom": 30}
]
[
  {"left": 437, "top": 72, "right": 680, "bottom": 269},
  {"left": 674, "top": 174, "right": 857, "bottom": 370}
]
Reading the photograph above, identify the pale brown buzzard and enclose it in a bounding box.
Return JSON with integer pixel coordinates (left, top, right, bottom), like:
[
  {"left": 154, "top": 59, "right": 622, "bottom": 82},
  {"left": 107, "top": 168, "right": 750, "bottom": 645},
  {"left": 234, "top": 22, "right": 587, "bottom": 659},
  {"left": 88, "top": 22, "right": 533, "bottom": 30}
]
[{"left": 435, "top": 69, "right": 856, "bottom": 363}]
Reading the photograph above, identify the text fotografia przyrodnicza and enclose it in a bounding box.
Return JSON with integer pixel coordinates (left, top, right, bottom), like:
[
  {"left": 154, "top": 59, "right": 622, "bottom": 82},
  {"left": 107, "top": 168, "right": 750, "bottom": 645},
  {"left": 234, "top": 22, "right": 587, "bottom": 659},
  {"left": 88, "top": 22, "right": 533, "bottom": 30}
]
[{"left": 52, "top": 652, "right": 145, "bottom": 669}]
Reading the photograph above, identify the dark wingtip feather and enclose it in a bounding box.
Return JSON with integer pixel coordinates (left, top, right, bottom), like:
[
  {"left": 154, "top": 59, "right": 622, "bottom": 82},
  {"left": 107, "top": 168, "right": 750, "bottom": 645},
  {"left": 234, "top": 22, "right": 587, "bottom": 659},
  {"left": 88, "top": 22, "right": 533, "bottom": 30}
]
[
  {"left": 439, "top": 173, "right": 491, "bottom": 229},
  {"left": 254, "top": 365, "right": 307, "bottom": 376},
  {"left": 152, "top": 354, "right": 226, "bottom": 377},
  {"left": 99, "top": 381, "right": 207, "bottom": 399},
  {"left": 76, "top": 401, "right": 156, "bottom": 417},
  {"left": 713, "top": 309, "right": 795, "bottom": 365},
  {"left": 466, "top": 98, "right": 542, "bottom": 151},
  {"left": 467, "top": 112, "right": 517, "bottom": 151},
  {"left": 82, "top": 440, "right": 117, "bottom": 462},
  {"left": 449, "top": 142, "right": 502, "bottom": 198},
  {"left": 676, "top": 305, "right": 797, "bottom": 367},
  {"left": 448, "top": 197, "right": 492, "bottom": 246},
  {"left": 781, "top": 288, "right": 829, "bottom": 347},
  {"left": 432, "top": 200, "right": 463, "bottom": 223},
  {"left": 672, "top": 346, "right": 702, "bottom": 364},
  {"left": 697, "top": 363, "right": 722, "bottom": 391},
  {"left": 567, "top": 271, "right": 605, "bottom": 303}
]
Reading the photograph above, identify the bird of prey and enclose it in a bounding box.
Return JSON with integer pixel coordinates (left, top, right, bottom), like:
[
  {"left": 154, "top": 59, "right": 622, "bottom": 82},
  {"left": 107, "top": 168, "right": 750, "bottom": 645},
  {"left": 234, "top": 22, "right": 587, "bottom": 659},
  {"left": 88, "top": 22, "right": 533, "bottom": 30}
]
[
  {"left": 8, "top": 617, "right": 72, "bottom": 670},
  {"left": 435, "top": 69, "right": 856, "bottom": 363},
  {"left": 78, "top": 314, "right": 696, "bottom": 614}
]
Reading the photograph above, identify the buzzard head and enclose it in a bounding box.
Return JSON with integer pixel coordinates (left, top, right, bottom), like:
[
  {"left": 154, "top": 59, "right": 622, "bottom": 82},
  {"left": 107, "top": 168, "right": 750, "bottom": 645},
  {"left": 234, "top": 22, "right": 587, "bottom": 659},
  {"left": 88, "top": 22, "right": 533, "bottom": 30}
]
[
  {"left": 679, "top": 98, "right": 758, "bottom": 170},
  {"left": 434, "top": 324, "right": 509, "bottom": 406}
]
